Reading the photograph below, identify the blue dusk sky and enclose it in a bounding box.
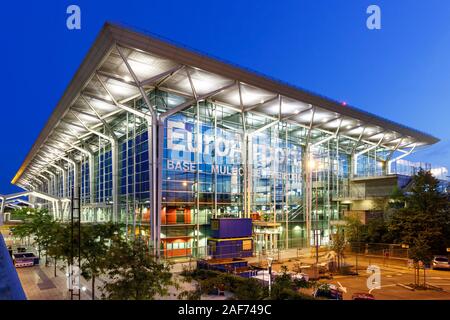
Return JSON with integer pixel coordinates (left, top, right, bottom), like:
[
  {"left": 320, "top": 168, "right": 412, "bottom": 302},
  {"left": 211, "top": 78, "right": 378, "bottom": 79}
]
[{"left": 0, "top": 0, "right": 449, "bottom": 193}]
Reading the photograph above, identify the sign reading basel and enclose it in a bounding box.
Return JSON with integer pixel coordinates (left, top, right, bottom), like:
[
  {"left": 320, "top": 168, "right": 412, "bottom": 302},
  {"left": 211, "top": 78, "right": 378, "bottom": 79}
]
[{"left": 165, "top": 117, "right": 303, "bottom": 182}]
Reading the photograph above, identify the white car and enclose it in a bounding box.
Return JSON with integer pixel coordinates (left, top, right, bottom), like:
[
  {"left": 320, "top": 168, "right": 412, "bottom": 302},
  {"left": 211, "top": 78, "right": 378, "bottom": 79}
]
[
  {"left": 291, "top": 272, "right": 309, "bottom": 281},
  {"left": 251, "top": 270, "right": 277, "bottom": 282},
  {"left": 432, "top": 256, "right": 450, "bottom": 270}
]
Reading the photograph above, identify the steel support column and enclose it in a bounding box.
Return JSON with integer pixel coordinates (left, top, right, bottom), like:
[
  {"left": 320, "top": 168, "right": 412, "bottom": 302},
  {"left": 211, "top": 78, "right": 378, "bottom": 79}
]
[
  {"left": 43, "top": 170, "right": 56, "bottom": 196},
  {"left": 117, "top": 43, "right": 163, "bottom": 257},
  {"left": 71, "top": 145, "right": 95, "bottom": 205},
  {"left": 387, "top": 143, "right": 417, "bottom": 174},
  {"left": 304, "top": 146, "right": 313, "bottom": 248},
  {"left": 49, "top": 163, "right": 67, "bottom": 198},
  {"left": 353, "top": 134, "right": 385, "bottom": 177},
  {"left": 71, "top": 112, "right": 119, "bottom": 223},
  {"left": 60, "top": 156, "right": 78, "bottom": 221}
]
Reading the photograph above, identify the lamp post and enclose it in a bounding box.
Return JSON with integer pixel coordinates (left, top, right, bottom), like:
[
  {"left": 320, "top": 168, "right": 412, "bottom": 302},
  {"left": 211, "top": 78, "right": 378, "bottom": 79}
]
[
  {"left": 315, "top": 166, "right": 319, "bottom": 266},
  {"left": 309, "top": 157, "right": 319, "bottom": 266},
  {"left": 355, "top": 228, "right": 359, "bottom": 274},
  {"left": 267, "top": 256, "right": 273, "bottom": 298}
]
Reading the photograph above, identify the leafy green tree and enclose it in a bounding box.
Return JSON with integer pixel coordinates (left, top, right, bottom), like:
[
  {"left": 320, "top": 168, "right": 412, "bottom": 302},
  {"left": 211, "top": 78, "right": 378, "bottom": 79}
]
[
  {"left": 216, "top": 272, "right": 265, "bottom": 300},
  {"left": 270, "top": 265, "right": 292, "bottom": 298},
  {"left": 363, "top": 217, "right": 393, "bottom": 243},
  {"left": 344, "top": 215, "right": 367, "bottom": 244},
  {"left": 9, "top": 208, "right": 35, "bottom": 243},
  {"left": 11, "top": 208, "right": 55, "bottom": 260},
  {"left": 11, "top": 208, "right": 74, "bottom": 277},
  {"left": 100, "top": 237, "right": 174, "bottom": 300},
  {"left": 178, "top": 288, "right": 202, "bottom": 300},
  {"left": 9, "top": 225, "right": 30, "bottom": 243},
  {"left": 45, "top": 223, "right": 71, "bottom": 277},
  {"left": 180, "top": 268, "right": 314, "bottom": 300},
  {"left": 39, "top": 218, "right": 61, "bottom": 266},
  {"left": 9, "top": 207, "right": 34, "bottom": 220},
  {"left": 270, "top": 266, "right": 314, "bottom": 300},
  {"left": 232, "top": 277, "right": 265, "bottom": 300},
  {"left": 388, "top": 169, "right": 450, "bottom": 257},
  {"left": 389, "top": 186, "right": 406, "bottom": 209},
  {"left": 408, "top": 236, "right": 432, "bottom": 264},
  {"left": 331, "top": 227, "right": 347, "bottom": 270},
  {"left": 409, "top": 236, "right": 432, "bottom": 287},
  {"left": 79, "top": 222, "right": 122, "bottom": 300}
]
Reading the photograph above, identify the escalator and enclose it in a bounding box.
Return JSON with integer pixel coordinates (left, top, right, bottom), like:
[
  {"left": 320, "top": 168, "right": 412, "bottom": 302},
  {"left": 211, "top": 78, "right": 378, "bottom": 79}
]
[{"left": 287, "top": 204, "right": 304, "bottom": 221}]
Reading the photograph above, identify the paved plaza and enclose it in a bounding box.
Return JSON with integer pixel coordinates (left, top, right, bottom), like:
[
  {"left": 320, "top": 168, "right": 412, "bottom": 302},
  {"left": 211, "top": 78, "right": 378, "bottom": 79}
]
[{"left": 16, "top": 263, "right": 97, "bottom": 300}]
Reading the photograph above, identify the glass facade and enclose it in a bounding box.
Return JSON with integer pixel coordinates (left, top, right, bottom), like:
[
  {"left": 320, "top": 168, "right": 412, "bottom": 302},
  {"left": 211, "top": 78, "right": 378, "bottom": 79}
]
[{"left": 16, "top": 28, "right": 443, "bottom": 261}]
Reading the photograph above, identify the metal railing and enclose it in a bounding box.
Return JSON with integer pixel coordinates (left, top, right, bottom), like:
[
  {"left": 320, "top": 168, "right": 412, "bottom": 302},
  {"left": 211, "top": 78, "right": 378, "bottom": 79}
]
[{"left": 346, "top": 242, "right": 409, "bottom": 259}]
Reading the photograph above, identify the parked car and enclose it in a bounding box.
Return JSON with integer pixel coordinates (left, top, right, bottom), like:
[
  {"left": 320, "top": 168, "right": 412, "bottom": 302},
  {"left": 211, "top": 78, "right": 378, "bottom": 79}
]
[
  {"left": 251, "top": 270, "right": 277, "bottom": 284},
  {"left": 313, "top": 284, "right": 343, "bottom": 300},
  {"left": 431, "top": 256, "right": 450, "bottom": 270},
  {"left": 12, "top": 252, "right": 39, "bottom": 268},
  {"left": 291, "top": 272, "right": 309, "bottom": 282},
  {"left": 352, "top": 293, "right": 375, "bottom": 300}
]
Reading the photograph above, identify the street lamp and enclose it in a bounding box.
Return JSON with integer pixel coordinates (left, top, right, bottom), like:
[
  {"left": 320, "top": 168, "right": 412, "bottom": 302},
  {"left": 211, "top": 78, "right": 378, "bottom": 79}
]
[{"left": 267, "top": 256, "right": 273, "bottom": 298}]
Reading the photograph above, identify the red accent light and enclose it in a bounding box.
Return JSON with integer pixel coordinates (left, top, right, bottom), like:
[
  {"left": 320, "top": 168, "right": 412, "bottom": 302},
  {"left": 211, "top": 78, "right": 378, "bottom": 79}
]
[{"left": 341, "top": 101, "right": 347, "bottom": 106}]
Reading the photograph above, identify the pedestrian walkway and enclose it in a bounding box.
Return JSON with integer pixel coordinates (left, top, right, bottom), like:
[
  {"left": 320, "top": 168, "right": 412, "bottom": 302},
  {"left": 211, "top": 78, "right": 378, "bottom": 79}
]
[{"left": 16, "top": 263, "right": 97, "bottom": 300}]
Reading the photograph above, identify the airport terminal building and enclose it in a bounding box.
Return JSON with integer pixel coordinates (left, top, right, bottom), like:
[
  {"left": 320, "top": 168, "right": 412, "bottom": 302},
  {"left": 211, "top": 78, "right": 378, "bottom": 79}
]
[{"left": 10, "top": 23, "right": 447, "bottom": 258}]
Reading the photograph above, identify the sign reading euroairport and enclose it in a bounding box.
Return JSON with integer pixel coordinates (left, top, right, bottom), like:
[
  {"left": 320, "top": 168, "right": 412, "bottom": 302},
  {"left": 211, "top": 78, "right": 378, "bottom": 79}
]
[{"left": 165, "top": 115, "right": 303, "bottom": 182}]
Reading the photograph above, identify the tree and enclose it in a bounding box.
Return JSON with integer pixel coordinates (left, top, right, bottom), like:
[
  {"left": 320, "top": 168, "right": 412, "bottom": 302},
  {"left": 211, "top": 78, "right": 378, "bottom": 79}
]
[
  {"left": 10, "top": 208, "right": 55, "bottom": 260},
  {"left": 344, "top": 215, "right": 364, "bottom": 243},
  {"left": 409, "top": 236, "right": 431, "bottom": 287},
  {"left": 43, "top": 222, "right": 69, "bottom": 276},
  {"left": 9, "top": 208, "right": 36, "bottom": 243},
  {"left": 179, "top": 268, "right": 266, "bottom": 300},
  {"left": 232, "top": 277, "right": 265, "bottom": 300},
  {"left": 79, "top": 222, "right": 122, "bottom": 300},
  {"left": 389, "top": 185, "right": 406, "bottom": 209},
  {"left": 100, "top": 237, "right": 174, "bottom": 300},
  {"left": 11, "top": 208, "right": 74, "bottom": 278},
  {"left": 365, "top": 217, "right": 392, "bottom": 243},
  {"left": 178, "top": 288, "right": 202, "bottom": 300},
  {"left": 388, "top": 170, "right": 450, "bottom": 287},
  {"left": 330, "top": 227, "right": 347, "bottom": 271},
  {"left": 269, "top": 266, "right": 315, "bottom": 300},
  {"left": 38, "top": 216, "right": 61, "bottom": 266},
  {"left": 388, "top": 169, "right": 450, "bottom": 255}
]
